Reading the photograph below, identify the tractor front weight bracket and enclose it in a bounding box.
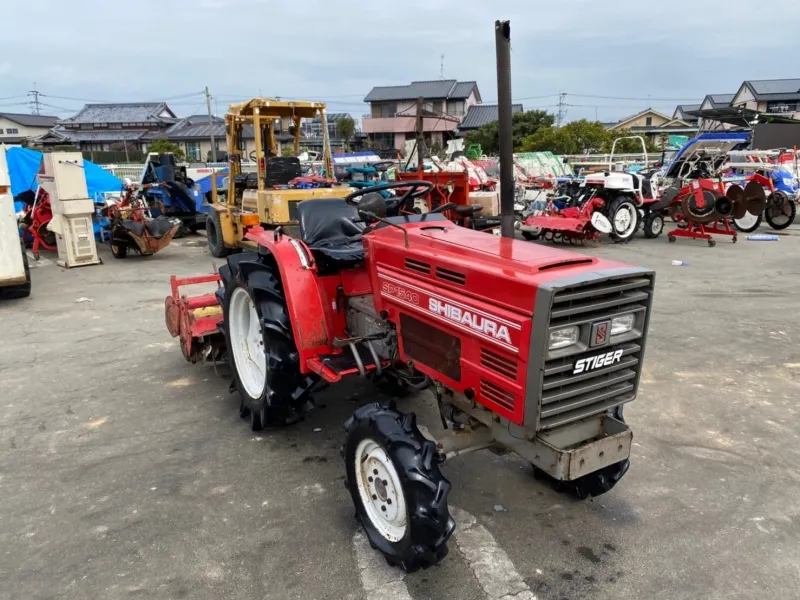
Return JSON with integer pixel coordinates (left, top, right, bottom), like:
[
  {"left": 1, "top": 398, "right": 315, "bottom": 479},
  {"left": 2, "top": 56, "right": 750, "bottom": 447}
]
[{"left": 435, "top": 388, "right": 633, "bottom": 483}]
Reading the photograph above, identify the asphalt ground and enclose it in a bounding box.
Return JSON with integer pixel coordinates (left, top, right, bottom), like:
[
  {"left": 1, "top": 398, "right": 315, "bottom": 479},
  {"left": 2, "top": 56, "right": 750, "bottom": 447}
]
[{"left": 1, "top": 219, "right": 799, "bottom": 600}]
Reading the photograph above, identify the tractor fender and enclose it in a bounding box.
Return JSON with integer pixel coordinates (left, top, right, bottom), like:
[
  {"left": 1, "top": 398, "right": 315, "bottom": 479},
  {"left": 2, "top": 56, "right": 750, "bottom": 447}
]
[{"left": 244, "top": 228, "right": 331, "bottom": 368}]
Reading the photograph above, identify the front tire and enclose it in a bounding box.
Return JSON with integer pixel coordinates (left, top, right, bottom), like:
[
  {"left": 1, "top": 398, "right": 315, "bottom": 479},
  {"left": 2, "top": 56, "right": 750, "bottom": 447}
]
[
  {"left": 608, "top": 196, "right": 639, "bottom": 243},
  {"left": 642, "top": 212, "right": 664, "bottom": 239},
  {"left": 220, "top": 252, "right": 305, "bottom": 430},
  {"left": 343, "top": 404, "right": 455, "bottom": 573}
]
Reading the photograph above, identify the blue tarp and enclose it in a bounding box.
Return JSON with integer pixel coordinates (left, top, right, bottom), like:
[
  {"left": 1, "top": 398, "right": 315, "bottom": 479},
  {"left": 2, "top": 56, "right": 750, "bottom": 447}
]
[{"left": 5, "top": 147, "right": 123, "bottom": 198}]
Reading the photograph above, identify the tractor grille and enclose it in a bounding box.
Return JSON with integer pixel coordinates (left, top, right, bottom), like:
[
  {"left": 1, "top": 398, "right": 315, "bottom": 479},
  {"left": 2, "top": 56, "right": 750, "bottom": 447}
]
[{"left": 538, "top": 273, "right": 654, "bottom": 430}]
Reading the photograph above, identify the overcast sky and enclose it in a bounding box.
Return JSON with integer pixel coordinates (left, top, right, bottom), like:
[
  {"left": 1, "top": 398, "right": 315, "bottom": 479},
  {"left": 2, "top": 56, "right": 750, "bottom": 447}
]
[{"left": 1, "top": 0, "right": 798, "bottom": 123}]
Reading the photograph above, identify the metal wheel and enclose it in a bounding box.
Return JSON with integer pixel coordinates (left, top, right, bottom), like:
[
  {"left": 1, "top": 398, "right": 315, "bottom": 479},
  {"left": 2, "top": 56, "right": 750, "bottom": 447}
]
[
  {"left": 732, "top": 211, "right": 762, "bottom": 233},
  {"left": 229, "top": 286, "right": 267, "bottom": 401},
  {"left": 354, "top": 438, "right": 408, "bottom": 542},
  {"left": 764, "top": 192, "right": 796, "bottom": 230},
  {"left": 609, "top": 197, "right": 639, "bottom": 243}
]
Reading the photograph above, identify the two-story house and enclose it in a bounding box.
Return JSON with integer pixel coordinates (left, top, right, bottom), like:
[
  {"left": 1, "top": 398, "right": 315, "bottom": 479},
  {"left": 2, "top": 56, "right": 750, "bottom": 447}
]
[
  {"left": 37, "top": 103, "right": 178, "bottom": 155},
  {"left": 731, "top": 79, "right": 800, "bottom": 117},
  {"left": 0, "top": 112, "right": 59, "bottom": 145},
  {"left": 605, "top": 108, "right": 698, "bottom": 148},
  {"left": 362, "top": 80, "right": 481, "bottom": 150}
]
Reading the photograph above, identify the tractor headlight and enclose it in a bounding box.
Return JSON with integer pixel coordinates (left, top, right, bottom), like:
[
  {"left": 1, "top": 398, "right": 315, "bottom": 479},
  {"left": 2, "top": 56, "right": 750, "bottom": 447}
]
[
  {"left": 548, "top": 326, "right": 579, "bottom": 350},
  {"left": 611, "top": 313, "right": 635, "bottom": 336}
]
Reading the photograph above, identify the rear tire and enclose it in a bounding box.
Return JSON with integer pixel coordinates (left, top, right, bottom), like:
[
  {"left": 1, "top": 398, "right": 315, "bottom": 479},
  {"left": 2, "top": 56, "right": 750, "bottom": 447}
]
[
  {"left": 608, "top": 197, "right": 639, "bottom": 243},
  {"left": 220, "top": 252, "right": 306, "bottom": 429},
  {"left": 343, "top": 403, "right": 455, "bottom": 573},
  {"left": 208, "top": 210, "right": 230, "bottom": 258}
]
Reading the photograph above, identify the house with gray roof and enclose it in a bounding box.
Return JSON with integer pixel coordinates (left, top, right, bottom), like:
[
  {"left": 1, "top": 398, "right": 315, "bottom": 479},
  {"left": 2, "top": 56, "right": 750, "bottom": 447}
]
[
  {"left": 362, "top": 79, "right": 481, "bottom": 151},
  {"left": 672, "top": 104, "right": 701, "bottom": 125},
  {"left": 458, "top": 103, "right": 523, "bottom": 133},
  {"left": 731, "top": 79, "right": 800, "bottom": 115},
  {"left": 36, "top": 102, "right": 178, "bottom": 155},
  {"left": 0, "top": 112, "right": 59, "bottom": 145}
]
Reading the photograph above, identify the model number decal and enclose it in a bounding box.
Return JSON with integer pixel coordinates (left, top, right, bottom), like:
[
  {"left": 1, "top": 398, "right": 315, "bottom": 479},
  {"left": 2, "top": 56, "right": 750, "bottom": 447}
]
[
  {"left": 428, "top": 299, "right": 512, "bottom": 344},
  {"left": 573, "top": 349, "right": 623, "bottom": 375},
  {"left": 381, "top": 282, "right": 419, "bottom": 305}
]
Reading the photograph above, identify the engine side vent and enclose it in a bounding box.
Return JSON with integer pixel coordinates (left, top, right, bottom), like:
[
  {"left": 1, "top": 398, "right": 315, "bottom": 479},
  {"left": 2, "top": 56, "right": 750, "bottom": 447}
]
[
  {"left": 405, "top": 258, "right": 431, "bottom": 275},
  {"left": 480, "top": 379, "right": 515, "bottom": 412},
  {"left": 400, "top": 313, "right": 461, "bottom": 381},
  {"left": 480, "top": 348, "right": 518, "bottom": 380},
  {"left": 435, "top": 266, "right": 466, "bottom": 285}
]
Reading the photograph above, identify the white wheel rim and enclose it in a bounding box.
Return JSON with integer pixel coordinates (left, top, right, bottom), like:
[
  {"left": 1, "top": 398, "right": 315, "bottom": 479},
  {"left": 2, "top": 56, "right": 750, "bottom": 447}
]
[
  {"left": 355, "top": 438, "right": 408, "bottom": 542},
  {"left": 614, "top": 205, "right": 637, "bottom": 237},
  {"left": 735, "top": 212, "right": 759, "bottom": 229},
  {"left": 229, "top": 287, "right": 267, "bottom": 399},
  {"left": 651, "top": 216, "right": 663, "bottom": 234}
]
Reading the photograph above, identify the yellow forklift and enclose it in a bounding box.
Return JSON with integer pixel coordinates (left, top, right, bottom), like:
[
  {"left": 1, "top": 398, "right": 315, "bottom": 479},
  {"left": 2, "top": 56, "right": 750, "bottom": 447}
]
[{"left": 207, "top": 98, "right": 352, "bottom": 257}]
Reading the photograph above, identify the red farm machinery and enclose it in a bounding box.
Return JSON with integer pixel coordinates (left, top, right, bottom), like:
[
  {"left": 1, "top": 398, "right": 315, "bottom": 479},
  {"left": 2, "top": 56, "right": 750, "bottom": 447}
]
[{"left": 163, "top": 21, "right": 656, "bottom": 572}]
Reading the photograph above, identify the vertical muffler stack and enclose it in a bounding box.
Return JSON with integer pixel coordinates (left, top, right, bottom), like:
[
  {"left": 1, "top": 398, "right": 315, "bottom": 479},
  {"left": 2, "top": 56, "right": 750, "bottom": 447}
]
[{"left": 495, "top": 20, "right": 515, "bottom": 239}]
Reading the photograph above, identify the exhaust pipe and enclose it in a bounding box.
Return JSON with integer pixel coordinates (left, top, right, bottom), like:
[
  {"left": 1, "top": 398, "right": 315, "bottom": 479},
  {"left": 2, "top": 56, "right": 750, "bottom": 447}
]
[{"left": 495, "top": 20, "right": 515, "bottom": 239}]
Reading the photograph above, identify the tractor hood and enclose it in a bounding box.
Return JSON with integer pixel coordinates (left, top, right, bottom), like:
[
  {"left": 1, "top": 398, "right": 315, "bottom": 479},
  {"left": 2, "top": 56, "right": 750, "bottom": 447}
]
[{"left": 366, "top": 221, "right": 628, "bottom": 316}]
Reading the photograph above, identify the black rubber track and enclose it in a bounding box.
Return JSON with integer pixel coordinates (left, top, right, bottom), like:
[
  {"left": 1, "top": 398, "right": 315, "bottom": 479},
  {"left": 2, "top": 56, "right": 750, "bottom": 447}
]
[
  {"left": 764, "top": 191, "right": 796, "bottom": 230},
  {"left": 219, "top": 251, "right": 306, "bottom": 430},
  {"left": 207, "top": 210, "right": 230, "bottom": 258},
  {"left": 343, "top": 403, "right": 455, "bottom": 573}
]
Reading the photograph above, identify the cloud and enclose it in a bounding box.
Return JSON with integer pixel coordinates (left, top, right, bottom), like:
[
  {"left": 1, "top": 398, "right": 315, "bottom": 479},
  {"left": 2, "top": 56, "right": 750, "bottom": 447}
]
[{"left": 0, "top": 0, "right": 798, "bottom": 121}]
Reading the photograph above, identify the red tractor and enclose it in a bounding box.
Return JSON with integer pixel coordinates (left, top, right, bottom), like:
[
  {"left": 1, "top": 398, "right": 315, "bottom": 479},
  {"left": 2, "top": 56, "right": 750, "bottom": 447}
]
[{"left": 166, "top": 179, "right": 655, "bottom": 572}]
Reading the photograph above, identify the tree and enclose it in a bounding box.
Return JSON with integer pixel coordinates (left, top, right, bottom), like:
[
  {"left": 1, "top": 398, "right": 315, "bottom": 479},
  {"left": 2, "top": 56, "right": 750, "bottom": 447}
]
[
  {"left": 281, "top": 145, "right": 296, "bottom": 157},
  {"left": 464, "top": 109, "right": 556, "bottom": 154},
  {"left": 520, "top": 120, "right": 611, "bottom": 154},
  {"left": 335, "top": 115, "right": 356, "bottom": 151},
  {"left": 148, "top": 138, "right": 185, "bottom": 160}
]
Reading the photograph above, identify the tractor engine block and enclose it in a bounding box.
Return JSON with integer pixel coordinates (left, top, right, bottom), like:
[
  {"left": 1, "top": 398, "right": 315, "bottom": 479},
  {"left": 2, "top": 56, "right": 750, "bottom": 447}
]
[{"left": 346, "top": 295, "right": 396, "bottom": 360}]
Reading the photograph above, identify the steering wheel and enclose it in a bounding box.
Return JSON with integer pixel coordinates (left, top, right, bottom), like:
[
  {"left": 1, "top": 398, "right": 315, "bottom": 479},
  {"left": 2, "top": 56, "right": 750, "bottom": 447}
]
[{"left": 345, "top": 180, "right": 433, "bottom": 214}]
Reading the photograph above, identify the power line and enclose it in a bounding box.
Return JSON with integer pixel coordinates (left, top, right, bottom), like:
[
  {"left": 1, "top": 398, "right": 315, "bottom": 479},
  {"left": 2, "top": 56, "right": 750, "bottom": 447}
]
[{"left": 567, "top": 92, "right": 701, "bottom": 102}]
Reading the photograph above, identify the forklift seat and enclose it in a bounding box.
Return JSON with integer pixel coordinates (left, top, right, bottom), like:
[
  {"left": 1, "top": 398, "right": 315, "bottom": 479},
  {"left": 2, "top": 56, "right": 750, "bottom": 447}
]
[{"left": 296, "top": 198, "right": 365, "bottom": 267}]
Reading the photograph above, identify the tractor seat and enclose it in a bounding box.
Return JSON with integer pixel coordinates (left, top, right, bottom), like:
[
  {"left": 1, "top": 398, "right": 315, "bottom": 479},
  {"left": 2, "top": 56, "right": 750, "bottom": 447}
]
[
  {"left": 297, "top": 198, "right": 365, "bottom": 266},
  {"left": 453, "top": 204, "right": 484, "bottom": 217}
]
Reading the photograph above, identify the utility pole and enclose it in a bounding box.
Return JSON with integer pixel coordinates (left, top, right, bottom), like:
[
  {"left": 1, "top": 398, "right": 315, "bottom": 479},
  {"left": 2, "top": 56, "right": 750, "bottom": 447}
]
[
  {"left": 556, "top": 92, "right": 567, "bottom": 128},
  {"left": 205, "top": 86, "right": 217, "bottom": 163},
  {"left": 415, "top": 96, "right": 425, "bottom": 172},
  {"left": 440, "top": 54, "right": 445, "bottom": 79},
  {"left": 28, "top": 82, "right": 41, "bottom": 115}
]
